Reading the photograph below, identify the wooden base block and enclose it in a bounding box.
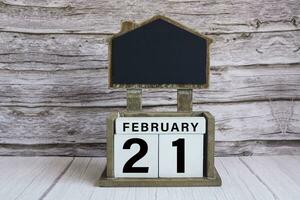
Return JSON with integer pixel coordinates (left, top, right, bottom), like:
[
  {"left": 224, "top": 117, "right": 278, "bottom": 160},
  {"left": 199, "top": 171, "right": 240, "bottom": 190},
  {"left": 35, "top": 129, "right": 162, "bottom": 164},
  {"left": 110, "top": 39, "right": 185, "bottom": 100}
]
[{"left": 97, "top": 167, "right": 222, "bottom": 187}]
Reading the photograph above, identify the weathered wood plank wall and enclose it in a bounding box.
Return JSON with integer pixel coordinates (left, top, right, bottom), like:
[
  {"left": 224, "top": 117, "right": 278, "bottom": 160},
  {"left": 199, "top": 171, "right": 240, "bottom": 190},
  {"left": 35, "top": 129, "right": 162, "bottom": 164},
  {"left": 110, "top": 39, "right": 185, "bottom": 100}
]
[{"left": 0, "top": 0, "right": 299, "bottom": 156}]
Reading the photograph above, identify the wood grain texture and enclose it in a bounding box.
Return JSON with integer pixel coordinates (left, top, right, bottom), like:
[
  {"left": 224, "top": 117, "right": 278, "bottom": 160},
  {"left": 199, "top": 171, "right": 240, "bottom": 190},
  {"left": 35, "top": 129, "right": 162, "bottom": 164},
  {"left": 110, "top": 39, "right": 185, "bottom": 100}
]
[
  {"left": 1, "top": 140, "right": 300, "bottom": 157},
  {"left": 0, "top": 100, "right": 299, "bottom": 156},
  {"left": 0, "top": 0, "right": 299, "bottom": 34},
  {"left": 0, "top": 143, "right": 106, "bottom": 156},
  {"left": 0, "top": 101, "right": 299, "bottom": 144},
  {"left": 0, "top": 64, "right": 298, "bottom": 107},
  {"left": 0, "top": 0, "right": 299, "bottom": 156},
  {"left": 1, "top": 31, "right": 299, "bottom": 69}
]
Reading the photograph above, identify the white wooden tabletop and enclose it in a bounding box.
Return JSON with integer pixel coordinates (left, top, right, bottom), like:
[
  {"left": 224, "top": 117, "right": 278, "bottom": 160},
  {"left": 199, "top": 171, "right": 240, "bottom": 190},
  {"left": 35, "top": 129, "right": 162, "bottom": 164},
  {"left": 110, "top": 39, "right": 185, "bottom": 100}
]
[{"left": 0, "top": 156, "right": 299, "bottom": 200}]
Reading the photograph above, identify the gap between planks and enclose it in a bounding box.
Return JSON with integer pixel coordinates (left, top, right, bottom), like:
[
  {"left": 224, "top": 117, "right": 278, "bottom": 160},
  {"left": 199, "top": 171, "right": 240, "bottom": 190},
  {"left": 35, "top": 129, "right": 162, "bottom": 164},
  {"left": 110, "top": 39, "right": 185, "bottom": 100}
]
[
  {"left": 39, "top": 157, "right": 75, "bottom": 200},
  {"left": 238, "top": 158, "right": 279, "bottom": 200}
]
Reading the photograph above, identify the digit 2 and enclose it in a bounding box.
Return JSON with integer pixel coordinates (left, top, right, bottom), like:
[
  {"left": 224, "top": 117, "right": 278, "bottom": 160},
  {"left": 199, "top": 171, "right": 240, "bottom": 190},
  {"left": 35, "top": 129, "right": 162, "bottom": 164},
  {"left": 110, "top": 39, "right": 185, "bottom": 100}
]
[
  {"left": 122, "top": 138, "right": 149, "bottom": 173},
  {"left": 172, "top": 138, "right": 185, "bottom": 173}
]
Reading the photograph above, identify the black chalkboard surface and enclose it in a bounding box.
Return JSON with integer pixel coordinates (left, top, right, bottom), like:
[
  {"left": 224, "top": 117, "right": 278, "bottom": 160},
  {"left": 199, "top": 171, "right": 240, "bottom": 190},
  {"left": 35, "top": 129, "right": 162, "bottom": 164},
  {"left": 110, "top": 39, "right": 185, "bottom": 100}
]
[{"left": 109, "top": 16, "right": 211, "bottom": 88}]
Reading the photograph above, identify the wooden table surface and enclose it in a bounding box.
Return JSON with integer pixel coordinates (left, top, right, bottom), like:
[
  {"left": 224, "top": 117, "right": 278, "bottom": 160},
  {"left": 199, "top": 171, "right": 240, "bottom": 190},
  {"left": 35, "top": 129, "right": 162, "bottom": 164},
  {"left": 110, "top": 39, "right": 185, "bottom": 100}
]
[{"left": 0, "top": 156, "right": 299, "bottom": 200}]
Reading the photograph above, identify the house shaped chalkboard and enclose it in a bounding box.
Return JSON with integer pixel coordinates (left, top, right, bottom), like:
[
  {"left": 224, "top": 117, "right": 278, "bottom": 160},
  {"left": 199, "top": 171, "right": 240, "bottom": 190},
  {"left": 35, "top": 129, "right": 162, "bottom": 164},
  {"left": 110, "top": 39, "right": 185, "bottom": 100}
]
[{"left": 109, "top": 15, "right": 212, "bottom": 88}]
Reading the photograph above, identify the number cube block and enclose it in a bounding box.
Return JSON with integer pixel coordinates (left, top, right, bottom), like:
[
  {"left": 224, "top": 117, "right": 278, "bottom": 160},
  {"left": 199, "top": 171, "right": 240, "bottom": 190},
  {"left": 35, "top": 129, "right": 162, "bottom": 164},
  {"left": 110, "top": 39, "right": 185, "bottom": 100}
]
[
  {"left": 159, "top": 134, "right": 204, "bottom": 177},
  {"left": 114, "top": 134, "right": 158, "bottom": 178},
  {"left": 113, "top": 116, "right": 206, "bottom": 178}
]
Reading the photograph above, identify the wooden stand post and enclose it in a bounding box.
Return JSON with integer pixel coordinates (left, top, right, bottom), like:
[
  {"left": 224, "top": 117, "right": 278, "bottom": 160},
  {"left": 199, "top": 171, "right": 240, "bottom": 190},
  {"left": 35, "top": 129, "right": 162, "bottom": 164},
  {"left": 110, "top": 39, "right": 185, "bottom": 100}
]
[
  {"left": 127, "top": 89, "right": 142, "bottom": 111},
  {"left": 177, "top": 89, "right": 193, "bottom": 112}
]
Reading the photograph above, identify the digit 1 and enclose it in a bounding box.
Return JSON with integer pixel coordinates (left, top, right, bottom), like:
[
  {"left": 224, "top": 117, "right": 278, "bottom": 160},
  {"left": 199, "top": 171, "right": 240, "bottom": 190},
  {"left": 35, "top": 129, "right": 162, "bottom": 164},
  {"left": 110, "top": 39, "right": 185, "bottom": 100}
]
[{"left": 172, "top": 138, "right": 185, "bottom": 173}]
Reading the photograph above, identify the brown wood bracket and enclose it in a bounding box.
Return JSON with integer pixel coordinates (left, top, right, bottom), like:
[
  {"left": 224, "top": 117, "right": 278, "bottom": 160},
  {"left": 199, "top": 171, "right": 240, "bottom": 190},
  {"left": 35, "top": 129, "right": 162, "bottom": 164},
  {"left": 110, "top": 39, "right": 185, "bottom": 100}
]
[
  {"left": 127, "top": 89, "right": 142, "bottom": 111},
  {"left": 177, "top": 89, "right": 193, "bottom": 112}
]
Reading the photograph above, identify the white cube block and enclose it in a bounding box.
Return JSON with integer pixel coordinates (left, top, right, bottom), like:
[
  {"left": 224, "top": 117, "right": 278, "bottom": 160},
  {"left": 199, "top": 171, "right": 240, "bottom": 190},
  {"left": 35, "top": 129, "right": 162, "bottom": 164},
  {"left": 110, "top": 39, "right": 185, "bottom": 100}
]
[
  {"left": 114, "top": 134, "right": 158, "bottom": 178},
  {"left": 115, "top": 117, "right": 206, "bottom": 134},
  {"left": 159, "top": 134, "right": 204, "bottom": 177}
]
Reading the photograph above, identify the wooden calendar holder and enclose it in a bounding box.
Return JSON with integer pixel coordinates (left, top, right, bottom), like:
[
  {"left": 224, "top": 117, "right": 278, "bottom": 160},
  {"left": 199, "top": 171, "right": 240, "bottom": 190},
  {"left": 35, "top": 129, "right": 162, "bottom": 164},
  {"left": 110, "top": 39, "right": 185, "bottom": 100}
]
[
  {"left": 98, "top": 89, "right": 222, "bottom": 187},
  {"left": 98, "top": 15, "right": 221, "bottom": 187}
]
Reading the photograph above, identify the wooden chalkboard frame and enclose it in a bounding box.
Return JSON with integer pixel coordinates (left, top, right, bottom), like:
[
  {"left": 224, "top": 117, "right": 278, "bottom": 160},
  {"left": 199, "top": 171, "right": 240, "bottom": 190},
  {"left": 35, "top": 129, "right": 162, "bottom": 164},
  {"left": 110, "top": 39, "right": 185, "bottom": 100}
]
[{"left": 108, "top": 15, "right": 213, "bottom": 89}]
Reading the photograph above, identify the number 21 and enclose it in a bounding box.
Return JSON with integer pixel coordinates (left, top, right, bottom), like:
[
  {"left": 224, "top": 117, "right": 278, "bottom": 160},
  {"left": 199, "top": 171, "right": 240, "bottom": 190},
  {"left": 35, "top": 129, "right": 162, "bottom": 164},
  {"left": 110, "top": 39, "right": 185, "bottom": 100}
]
[{"left": 123, "top": 138, "right": 185, "bottom": 173}]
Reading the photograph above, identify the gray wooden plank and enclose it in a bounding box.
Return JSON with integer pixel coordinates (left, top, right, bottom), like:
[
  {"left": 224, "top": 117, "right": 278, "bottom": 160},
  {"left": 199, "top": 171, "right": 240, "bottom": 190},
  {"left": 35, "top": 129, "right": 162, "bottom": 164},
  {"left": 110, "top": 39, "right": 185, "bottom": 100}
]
[
  {"left": 0, "top": 32, "right": 107, "bottom": 71},
  {"left": 0, "top": 156, "right": 295, "bottom": 199},
  {"left": 241, "top": 156, "right": 300, "bottom": 200},
  {"left": 0, "top": 100, "right": 298, "bottom": 156},
  {"left": 44, "top": 157, "right": 106, "bottom": 200},
  {"left": 0, "top": 143, "right": 106, "bottom": 157},
  {"left": 269, "top": 156, "right": 300, "bottom": 188},
  {"left": 0, "top": 64, "right": 299, "bottom": 107},
  {"left": 0, "top": 101, "right": 298, "bottom": 144},
  {"left": 213, "top": 157, "right": 275, "bottom": 200},
  {"left": 0, "top": 32, "right": 299, "bottom": 70},
  {"left": 0, "top": 140, "right": 300, "bottom": 157},
  {"left": 45, "top": 157, "right": 276, "bottom": 200},
  {"left": 0, "top": 0, "right": 299, "bottom": 34},
  {"left": 215, "top": 140, "right": 300, "bottom": 156},
  {"left": 0, "top": 157, "right": 72, "bottom": 200}
]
